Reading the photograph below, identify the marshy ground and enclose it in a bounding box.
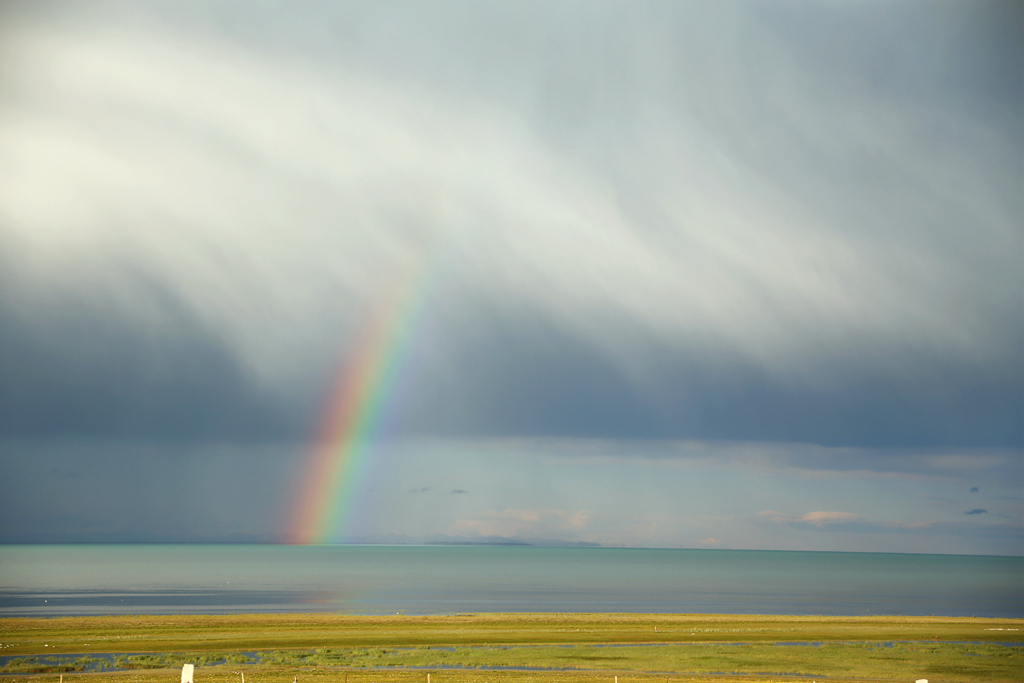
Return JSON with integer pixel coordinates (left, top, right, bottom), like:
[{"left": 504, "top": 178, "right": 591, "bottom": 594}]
[{"left": 1, "top": 613, "right": 1021, "bottom": 682}]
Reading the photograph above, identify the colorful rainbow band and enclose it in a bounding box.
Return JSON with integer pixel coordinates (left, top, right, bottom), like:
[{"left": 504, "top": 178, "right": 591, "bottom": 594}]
[{"left": 287, "top": 275, "right": 430, "bottom": 545}]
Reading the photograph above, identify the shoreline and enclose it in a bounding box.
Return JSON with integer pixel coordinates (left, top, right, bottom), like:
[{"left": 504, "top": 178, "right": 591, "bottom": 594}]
[{"left": 4, "top": 612, "right": 1022, "bottom": 653}]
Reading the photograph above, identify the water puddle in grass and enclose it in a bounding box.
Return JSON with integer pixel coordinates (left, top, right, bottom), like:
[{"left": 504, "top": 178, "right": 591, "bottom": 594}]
[
  {"left": 3, "top": 641, "right": 1020, "bottom": 676},
  {"left": 0, "top": 652, "right": 260, "bottom": 675}
]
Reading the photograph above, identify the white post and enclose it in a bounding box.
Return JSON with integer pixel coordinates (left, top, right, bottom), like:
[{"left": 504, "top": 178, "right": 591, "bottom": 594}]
[{"left": 180, "top": 664, "right": 194, "bottom": 683}]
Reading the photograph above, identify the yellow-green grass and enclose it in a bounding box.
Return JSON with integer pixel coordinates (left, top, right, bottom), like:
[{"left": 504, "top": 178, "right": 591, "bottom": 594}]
[
  {"left": 1, "top": 613, "right": 1021, "bottom": 682},
  {"left": 0, "top": 672, "right": 939, "bottom": 683}
]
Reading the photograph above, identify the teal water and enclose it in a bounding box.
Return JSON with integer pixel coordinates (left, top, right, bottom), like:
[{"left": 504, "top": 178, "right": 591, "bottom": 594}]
[{"left": 0, "top": 545, "right": 1020, "bottom": 617}]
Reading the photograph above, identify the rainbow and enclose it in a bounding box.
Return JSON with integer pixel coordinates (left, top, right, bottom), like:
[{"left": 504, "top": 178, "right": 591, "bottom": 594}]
[{"left": 286, "top": 275, "right": 430, "bottom": 545}]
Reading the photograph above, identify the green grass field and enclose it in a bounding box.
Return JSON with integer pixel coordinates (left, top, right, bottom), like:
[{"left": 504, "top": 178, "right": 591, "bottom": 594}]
[{"left": 2, "top": 613, "right": 1021, "bottom": 682}]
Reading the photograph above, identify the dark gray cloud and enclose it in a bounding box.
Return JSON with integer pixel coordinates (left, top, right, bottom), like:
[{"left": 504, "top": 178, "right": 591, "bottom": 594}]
[
  {"left": 516, "top": 437, "right": 1022, "bottom": 486},
  {"left": 0, "top": 275, "right": 311, "bottom": 441},
  {"left": 399, "top": 320, "right": 1022, "bottom": 446},
  {"left": 965, "top": 509, "right": 989, "bottom": 516},
  {"left": 0, "top": 281, "right": 1020, "bottom": 446},
  {"left": 0, "top": 439, "right": 300, "bottom": 543}
]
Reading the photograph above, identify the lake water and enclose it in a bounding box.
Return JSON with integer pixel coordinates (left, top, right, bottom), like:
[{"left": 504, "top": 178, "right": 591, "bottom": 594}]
[{"left": 0, "top": 545, "right": 1020, "bottom": 618}]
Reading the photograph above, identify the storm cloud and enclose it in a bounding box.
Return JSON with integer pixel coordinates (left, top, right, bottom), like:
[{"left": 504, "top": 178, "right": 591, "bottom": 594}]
[
  {"left": 1, "top": 0, "right": 1020, "bottom": 445},
  {"left": 0, "top": 1, "right": 1020, "bottom": 550}
]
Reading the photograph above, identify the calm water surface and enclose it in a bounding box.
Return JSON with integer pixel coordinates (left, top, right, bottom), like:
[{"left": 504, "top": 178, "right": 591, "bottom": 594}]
[{"left": 0, "top": 545, "right": 1020, "bottom": 617}]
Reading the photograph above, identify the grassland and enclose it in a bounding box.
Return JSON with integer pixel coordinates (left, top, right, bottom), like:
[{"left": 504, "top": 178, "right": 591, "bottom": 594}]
[{"left": 1, "top": 613, "right": 1021, "bottom": 682}]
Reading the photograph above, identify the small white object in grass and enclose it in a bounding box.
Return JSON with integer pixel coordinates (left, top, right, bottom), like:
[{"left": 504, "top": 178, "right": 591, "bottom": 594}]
[
  {"left": 917, "top": 679, "right": 928, "bottom": 683},
  {"left": 181, "top": 663, "right": 194, "bottom": 683}
]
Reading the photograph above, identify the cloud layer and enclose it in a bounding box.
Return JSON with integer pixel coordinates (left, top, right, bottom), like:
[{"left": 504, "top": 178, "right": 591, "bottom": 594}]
[
  {"left": 2, "top": 436, "right": 1019, "bottom": 554},
  {"left": 0, "top": 2, "right": 1020, "bottom": 552},
  {"left": 1, "top": 1, "right": 1020, "bottom": 446}
]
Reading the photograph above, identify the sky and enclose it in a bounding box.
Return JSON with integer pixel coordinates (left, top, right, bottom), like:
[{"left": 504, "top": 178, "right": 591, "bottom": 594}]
[{"left": 0, "top": 0, "right": 1021, "bottom": 554}]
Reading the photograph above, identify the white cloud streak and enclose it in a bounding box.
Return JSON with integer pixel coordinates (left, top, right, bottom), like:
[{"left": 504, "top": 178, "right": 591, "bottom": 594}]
[{"left": 1, "top": 3, "right": 1018, "bottom": 404}]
